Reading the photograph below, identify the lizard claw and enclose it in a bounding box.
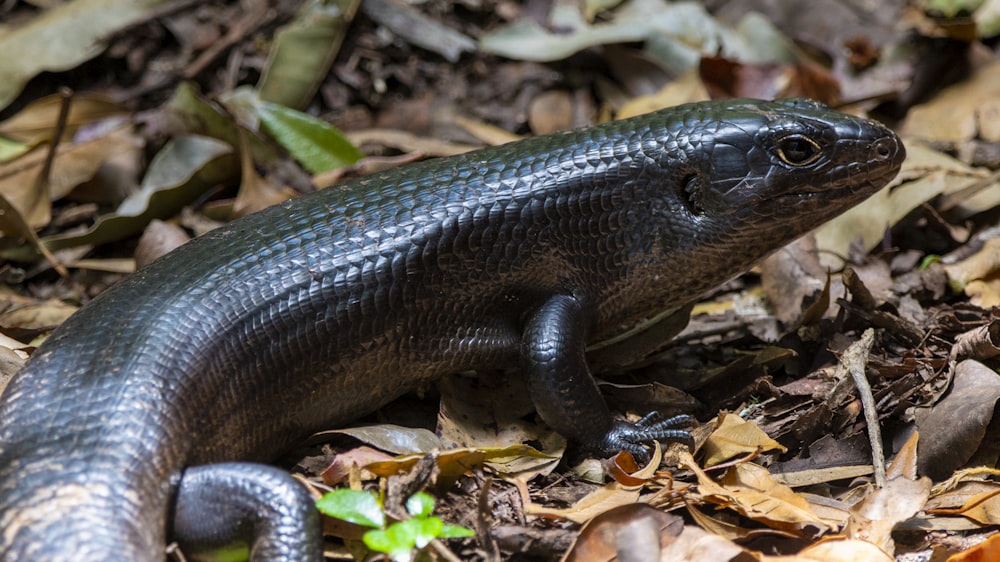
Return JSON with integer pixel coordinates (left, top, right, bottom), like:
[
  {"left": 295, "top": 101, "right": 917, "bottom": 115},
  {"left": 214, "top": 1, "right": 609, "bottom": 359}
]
[{"left": 598, "top": 414, "right": 697, "bottom": 461}]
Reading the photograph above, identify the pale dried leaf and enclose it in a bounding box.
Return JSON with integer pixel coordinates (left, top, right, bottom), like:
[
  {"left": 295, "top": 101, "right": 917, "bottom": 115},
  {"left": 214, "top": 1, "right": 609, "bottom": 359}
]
[
  {"left": 658, "top": 524, "right": 745, "bottom": 562},
  {"left": 0, "top": 126, "right": 140, "bottom": 227},
  {"left": 0, "top": 0, "right": 171, "bottom": 112},
  {"left": 902, "top": 60, "right": 1000, "bottom": 142},
  {"left": 845, "top": 476, "right": 932, "bottom": 554},
  {"left": 680, "top": 452, "right": 831, "bottom": 534},
  {"left": 701, "top": 413, "right": 786, "bottom": 467},
  {"left": 0, "top": 299, "right": 78, "bottom": 330},
  {"left": 761, "top": 539, "right": 893, "bottom": 562},
  {"left": 562, "top": 504, "right": 683, "bottom": 562}
]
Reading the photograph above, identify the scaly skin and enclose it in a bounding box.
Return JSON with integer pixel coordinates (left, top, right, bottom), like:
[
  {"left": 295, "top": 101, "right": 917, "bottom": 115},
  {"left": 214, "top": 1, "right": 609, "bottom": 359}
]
[{"left": 0, "top": 99, "right": 904, "bottom": 560}]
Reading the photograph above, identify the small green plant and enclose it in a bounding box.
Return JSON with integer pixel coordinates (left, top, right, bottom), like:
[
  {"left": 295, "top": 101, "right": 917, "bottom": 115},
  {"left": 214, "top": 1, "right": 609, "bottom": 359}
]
[{"left": 316, "top": 489, "right": 474, "bottom": 562}]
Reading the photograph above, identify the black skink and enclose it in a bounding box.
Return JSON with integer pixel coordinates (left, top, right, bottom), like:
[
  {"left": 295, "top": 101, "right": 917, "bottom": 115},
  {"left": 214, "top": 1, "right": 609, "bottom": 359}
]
[{"left": 0, "top": 99, "right": 905, "bottom": 561}]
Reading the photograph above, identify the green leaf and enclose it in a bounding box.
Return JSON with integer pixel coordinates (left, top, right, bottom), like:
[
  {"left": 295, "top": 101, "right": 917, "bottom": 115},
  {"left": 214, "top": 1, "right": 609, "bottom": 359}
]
[
  {"left": 404, "top": 517, "right": 443, "bottom": 549},
  {"left": 0, "top": 135, "right": 29, "bottom": 162},
  {"left": 255, "top": 101, "right": 362, "bottom": 174},
  {"left": 363, "top": 527, "right": 414, "bottom": 562},
  {"left": 405, "top": 492, "right": 435, "bottom": 518},
  {"left": 315, "top": 489, "right": 385, "bottom": 528},
  {"left": 257, "top": 0, "right": 361, "bottom": 109},
  {"left": 188, "top": 543, "right": 251, "bottom": 562},
  {"left": 920, "top": 255, "right": 942, "bottom": 270},
  {"left": 438, "top": 524, "right": 475, "bottom": 539},
  {"left": 924, "top": 0, "right": 983, "bottom": 17}
]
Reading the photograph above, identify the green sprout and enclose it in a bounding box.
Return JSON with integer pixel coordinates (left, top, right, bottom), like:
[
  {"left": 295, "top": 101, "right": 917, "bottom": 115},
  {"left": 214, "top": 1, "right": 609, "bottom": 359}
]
[{"left": 316, "top": 490, "right": 474, "bottom": 562}]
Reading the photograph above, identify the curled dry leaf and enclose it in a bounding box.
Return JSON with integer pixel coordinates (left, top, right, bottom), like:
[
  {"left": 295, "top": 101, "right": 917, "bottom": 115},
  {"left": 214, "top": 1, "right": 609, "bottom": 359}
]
[
  {"left": 39, "top": 135, "right": 238, "bottom": 254},
  {"left": 950, "top": 320, "right": 1000, "bottom": 361},
  {"left": 914, "top": 360, "right": 1000, "bottom": 480},
  {"left": 927, "top": 478, "right": 1000, "bottom": 526},
  {"left": 943, "top": 237, "right": 1000, "bottom": 308},
  {"left": 700, "top": 413, "right": 787, "bottom": 467},
  {"left": 527, "top": 446, "right": 660, "bottom": 525},
  {"left": 680, "top": 452, "right": 833, "bottom": 535},
  {"left": 0, "top": 126, "right": 140, "bottom": 228},
  {"left": 845, "top": 476, "right": 932, "bottom": 555},
  {"left": 320, "top": 446, "right": 393, "bottom": 485},
  {"left": 562, "top": 504, "right": 684, "bottom": 562},
  {"left": 0, "top": 299, "right": 78, "bottom": 334}
]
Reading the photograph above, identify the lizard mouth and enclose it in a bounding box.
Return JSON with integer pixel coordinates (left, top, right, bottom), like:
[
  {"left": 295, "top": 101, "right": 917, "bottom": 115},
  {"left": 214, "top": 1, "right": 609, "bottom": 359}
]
[{"left": 774, "top": 134, "right": 906, "bottom": 209}]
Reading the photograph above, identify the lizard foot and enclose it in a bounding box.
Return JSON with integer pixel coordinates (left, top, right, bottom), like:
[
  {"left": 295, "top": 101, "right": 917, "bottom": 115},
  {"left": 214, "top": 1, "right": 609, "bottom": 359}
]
[{"left": 598, "top": 413, "right": 697, "bottom": 461}]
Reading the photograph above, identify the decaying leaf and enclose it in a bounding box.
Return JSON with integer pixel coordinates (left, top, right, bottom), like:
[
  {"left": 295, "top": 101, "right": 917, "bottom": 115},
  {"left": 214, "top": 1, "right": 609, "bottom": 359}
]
[
  {"left": 0, "top": 126, "right": 140, "bottom": 228},
  {"left": 903, "top": 60, "right": 1000, "bottom": 143},
  {"left": 38, "top": 135, "right": 238, "bottom": 254},
  {"left": 845, "top": 476, "right": 932, "bottom": 554},
  {"left": 701, "top": 413, "right": 787, "bottom": 467},
  {"left": 927, "top": 478, "right": 1000, "bottom": 526},
  {"left": 681, "top": 452, "right": 833, "bottom": 534},
  {"left": 438, "top": 374, "right": 564, "bottom": 478},
  {"left": 562, "top": 504, "right": 684, "bottom": 562},
  {"left": 915, "top": 360, "right": 1000, "bottom": 479},
  {"left": 943, "top": 237, "right": 1000, "bottom": 308},
  {"left": 0, "top": 299, "right": 78, "bottom": 333},
  {"left": 0, "top": 0, "right": 171, "bottom": 112},
  {"left": 526, "top": 447, "right": 661, "bottom": 524}
]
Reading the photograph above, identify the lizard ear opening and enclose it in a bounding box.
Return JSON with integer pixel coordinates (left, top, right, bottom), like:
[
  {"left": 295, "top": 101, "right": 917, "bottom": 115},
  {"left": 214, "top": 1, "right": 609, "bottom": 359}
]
[{"left": 682, "top": 173, "right": 705, "bottom": 215}]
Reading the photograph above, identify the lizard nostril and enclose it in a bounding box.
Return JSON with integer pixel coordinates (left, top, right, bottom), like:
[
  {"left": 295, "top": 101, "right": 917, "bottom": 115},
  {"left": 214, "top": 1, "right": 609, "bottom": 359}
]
[{"left": 873, "top": 138, "right": 895, "bottom": 161}]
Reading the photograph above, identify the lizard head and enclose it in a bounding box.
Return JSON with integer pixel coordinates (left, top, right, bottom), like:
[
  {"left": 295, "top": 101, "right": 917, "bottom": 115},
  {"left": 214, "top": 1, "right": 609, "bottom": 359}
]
[
  {"left": 660, "top": 98, "right": 904, "bottom": 225},
  {"left": 604, "top": 98, "right": 906, "bottom": 316}
]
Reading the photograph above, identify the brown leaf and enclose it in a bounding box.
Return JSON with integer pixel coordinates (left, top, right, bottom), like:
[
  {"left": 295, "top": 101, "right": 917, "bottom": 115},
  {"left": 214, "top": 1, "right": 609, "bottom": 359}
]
[
  {"left": 845, "top": 476, "right": 932, "bottom": 554},
  {"left": 528, "top": 90, "right": 574, "bottom": 135},
  {"left": 681, "top": 452, "right": 832, "bottom": 534},
  {"left": 915, "top": 360, "right": 1000, "bottom": 479},
  {"left": 903, "top": 60, "right": 1000, "bottom": 142},
  {"left": 950, "top": 320, "right": 1000, "bottom": 361},
  {"left": 562, "top": 504, "right": 683, "bottom": 562},
  {"left": 947, "top": 532, "right": 1000, "bottom": 562},
  {"left": 134, "top": 220, "right": 190, "bottom": 269},
  {"left": 701, "top": 413, "right": 787, "bottom": 467},
  {"left": 0, "top": 126, "right": 140, "bottom": 228}
]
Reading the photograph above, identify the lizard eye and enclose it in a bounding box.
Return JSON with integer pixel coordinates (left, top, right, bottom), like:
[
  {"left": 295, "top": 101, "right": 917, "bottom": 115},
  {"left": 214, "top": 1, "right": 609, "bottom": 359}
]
[{"left": 776, "top": 135, "right": 822, "bottom": 166}]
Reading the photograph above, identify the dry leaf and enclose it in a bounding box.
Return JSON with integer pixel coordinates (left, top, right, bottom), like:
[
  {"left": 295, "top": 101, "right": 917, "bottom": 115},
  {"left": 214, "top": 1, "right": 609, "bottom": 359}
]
[
  {"left": 947, "top": 532, "right": 1000, "bottom": 562},
  {"left": 0, "top": 126, "right": 140, "bottom": 228},
  {"left": 903, "top": 59, "right": 1000, "bottom": 142},
  {"left": 681, "top": 452, "right": 832, "bottom": 534},
  {"left": 762, "top": 539, "right": 893, "bottom": 562},
  {"left": 562, "top": 504, "right": 683, "bottom": 562},
  {"left": 701, "top": 413, "right": 787, "bottom": 467},
  {"left": 845, "top": 476, "right": 932, "bottom": 554}
]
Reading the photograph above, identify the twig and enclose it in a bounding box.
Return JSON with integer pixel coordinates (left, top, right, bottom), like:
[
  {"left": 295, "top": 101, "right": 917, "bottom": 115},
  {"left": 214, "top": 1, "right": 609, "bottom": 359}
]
[{"left": 836, "top": 329, "right": 883, "bottom": 487}]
